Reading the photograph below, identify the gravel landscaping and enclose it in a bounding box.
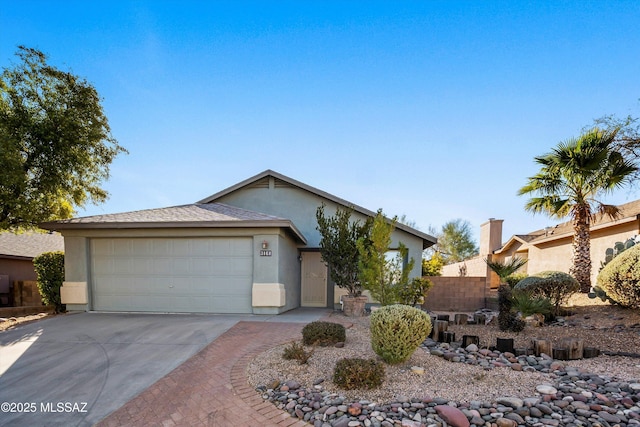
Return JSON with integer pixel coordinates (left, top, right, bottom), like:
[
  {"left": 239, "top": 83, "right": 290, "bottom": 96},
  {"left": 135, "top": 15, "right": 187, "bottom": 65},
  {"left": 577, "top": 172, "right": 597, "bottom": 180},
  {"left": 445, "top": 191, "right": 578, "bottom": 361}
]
[{"left": 247, "top": 296, "right": 640, "bottom": 427}]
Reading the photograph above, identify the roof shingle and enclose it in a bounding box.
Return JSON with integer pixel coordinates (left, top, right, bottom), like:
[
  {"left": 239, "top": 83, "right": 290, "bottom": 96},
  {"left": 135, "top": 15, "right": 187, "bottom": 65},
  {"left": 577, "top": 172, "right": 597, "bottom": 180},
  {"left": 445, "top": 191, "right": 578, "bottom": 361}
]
[
  {"left": 0, "top": 231, "right": 64, "bottom": 259},
  {"left": 46, "top": 203, "right": 287, "bottom": 224}
]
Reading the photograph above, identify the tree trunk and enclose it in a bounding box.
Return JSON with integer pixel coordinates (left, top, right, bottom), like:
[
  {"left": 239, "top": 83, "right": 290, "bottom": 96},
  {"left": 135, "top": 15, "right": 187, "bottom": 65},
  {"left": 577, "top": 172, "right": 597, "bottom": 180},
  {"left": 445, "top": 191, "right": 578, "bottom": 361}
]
[{"left": 570, "top": 211, "right": 592, "bottom": 293}]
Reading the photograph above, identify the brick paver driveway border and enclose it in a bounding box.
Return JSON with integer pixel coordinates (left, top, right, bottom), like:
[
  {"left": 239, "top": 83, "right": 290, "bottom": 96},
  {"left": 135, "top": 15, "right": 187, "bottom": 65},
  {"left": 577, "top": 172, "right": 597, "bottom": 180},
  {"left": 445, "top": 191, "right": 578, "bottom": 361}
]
[{"left": 97, "top": 321, "right": 311, "bottom": 427}]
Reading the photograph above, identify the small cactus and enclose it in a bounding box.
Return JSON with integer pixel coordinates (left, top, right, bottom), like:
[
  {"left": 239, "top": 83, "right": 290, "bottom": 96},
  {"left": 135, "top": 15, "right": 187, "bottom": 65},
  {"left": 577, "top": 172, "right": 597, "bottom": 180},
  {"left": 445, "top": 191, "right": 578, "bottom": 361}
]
[{"left": 599, "top": 235, "right": 639, "bottom": 271}]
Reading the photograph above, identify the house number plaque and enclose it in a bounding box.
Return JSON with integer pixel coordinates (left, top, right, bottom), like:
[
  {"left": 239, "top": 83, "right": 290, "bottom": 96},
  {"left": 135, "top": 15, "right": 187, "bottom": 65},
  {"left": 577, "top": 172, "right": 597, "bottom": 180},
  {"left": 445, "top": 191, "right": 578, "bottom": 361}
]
[{"left": 260, "top": 250, "right": 272, "bottom": 257}]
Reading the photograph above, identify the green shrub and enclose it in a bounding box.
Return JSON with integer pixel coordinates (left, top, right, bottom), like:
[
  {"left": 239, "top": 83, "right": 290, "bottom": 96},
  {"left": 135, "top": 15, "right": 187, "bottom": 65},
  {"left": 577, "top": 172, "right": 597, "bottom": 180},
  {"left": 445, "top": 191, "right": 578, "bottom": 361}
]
[
  {"left": 370, "top": 304, "right": 432, "bottom": 364},
  {"left": 514, "top": 271, "right": 579, "bottom": 314},
  {"left": 597, "top": 244, "right": 640, "bottom": 308},
  {"left": 397, "top": 277, "right": 433, "bottom": 306},
  {"left": 33, "top": 251, "right": 65, "bottom": 313},
  {"left": 511, "top": 290, "right": 552, "bottom": 318},
  {"left": 505, "top": 273, "right": 528, "bottom": 288},
  {"left": 333, "top": 358, "right": 385, "bottom": 390},
  {"left": 282, "top": 341, "right": 313, "bottom": 364},
  {"left": 302, "top": 321, "right": 346, "bottom": 346}
]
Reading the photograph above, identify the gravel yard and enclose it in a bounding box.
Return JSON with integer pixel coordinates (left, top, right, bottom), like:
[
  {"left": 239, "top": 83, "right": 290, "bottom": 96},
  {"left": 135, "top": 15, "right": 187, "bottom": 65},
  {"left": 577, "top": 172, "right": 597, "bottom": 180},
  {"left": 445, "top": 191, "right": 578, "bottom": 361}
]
[{"left": 247, "top": 295, "right": 640, "bottom": 405}]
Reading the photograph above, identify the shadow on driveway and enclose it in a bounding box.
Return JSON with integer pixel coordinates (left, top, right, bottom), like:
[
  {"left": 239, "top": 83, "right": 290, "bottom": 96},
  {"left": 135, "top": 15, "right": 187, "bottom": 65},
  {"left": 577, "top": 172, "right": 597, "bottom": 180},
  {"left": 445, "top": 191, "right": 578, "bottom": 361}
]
[{"left": 0, "top": 309, "right": 329, "bottom": 427}]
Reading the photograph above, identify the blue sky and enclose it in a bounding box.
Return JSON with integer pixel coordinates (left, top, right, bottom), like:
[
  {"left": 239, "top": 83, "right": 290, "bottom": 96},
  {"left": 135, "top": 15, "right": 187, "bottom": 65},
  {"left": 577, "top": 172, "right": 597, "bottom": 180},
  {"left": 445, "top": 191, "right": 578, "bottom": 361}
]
[{"left": 2, "top": 1, "right": 639, "bottom": 242}]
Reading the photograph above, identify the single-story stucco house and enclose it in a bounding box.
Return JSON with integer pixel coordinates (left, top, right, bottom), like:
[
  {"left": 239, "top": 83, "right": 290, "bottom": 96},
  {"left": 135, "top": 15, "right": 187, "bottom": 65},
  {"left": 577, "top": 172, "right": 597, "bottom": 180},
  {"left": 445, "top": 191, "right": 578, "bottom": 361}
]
[{"left": 41, "top": 170, "right": 436, "bottom": 314}]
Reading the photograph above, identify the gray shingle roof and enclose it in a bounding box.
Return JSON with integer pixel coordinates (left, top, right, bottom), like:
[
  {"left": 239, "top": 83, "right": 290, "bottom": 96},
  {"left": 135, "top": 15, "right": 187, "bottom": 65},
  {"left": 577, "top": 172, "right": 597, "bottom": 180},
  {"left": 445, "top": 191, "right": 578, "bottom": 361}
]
[
  {"left": 47, "top": 203, "right": 287, "bottom": 224},
  {"left": 0, "top": 231, "right": 64, "bottom": 259},
  {"left": 40, "top": 203, "right": 307, "bottom": 244}
]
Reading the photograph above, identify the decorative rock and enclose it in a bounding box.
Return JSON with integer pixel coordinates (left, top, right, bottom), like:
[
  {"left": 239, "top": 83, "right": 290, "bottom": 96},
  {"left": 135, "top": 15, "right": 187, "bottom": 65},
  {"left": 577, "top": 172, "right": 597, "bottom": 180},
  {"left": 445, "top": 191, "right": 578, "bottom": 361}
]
[
  {"left": 285, "top": 380, "right": 301, "bottom": 390},
  {"left": 598, "top": 411, "right": 621, "bottom": 423},
  {"left": 435, "top": 405, "right": 470, "bottom": 427},
  {"left": 496, "top": 397, "right": 524, "bottom": 409},
  {"left": 496, "top": 417, "right": 517, "bottom": 427},
  {"left": 465, "top": 343, "right": 479, "bottom": 353},
  {"left": 348, "top": 403, "right": 362, "bottom": 416},
  {"left": 411, "top": 366, "right": 425, "bottom": 375},
  {"left": 536, "top": 384, "right": 558, "bottom": 395},
  {"left": 269, "top": 379, "right": 281, "bottom": 389}
]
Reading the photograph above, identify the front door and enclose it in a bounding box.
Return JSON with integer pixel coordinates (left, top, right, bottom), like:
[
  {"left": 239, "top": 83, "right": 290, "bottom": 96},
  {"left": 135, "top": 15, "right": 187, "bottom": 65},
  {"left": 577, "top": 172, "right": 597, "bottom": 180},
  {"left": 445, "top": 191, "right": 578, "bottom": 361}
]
[{"left": 300, "top": 252, "right": 327, "bottom": 307}]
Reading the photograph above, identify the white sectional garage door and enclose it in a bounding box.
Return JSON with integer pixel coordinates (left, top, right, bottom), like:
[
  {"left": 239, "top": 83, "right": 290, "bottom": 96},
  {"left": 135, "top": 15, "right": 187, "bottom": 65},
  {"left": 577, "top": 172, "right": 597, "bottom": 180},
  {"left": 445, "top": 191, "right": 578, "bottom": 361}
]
[{"left": 91, "top": 237, "right": 253, "bottom": 313}]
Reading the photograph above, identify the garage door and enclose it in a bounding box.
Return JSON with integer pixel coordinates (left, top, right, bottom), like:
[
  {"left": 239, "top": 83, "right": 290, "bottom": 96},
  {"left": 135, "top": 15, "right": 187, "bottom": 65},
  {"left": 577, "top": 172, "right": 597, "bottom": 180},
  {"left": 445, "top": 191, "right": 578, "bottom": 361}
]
[{"left": 91, "top": 238, "right": 253, "bottom": 313}]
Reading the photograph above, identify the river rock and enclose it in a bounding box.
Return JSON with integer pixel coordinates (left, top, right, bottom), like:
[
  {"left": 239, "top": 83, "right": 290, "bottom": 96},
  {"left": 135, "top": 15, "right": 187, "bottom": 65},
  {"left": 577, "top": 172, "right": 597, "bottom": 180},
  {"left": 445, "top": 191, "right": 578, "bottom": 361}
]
[{"left": 435, "top": 405, "right": 470, "bottom": 427}]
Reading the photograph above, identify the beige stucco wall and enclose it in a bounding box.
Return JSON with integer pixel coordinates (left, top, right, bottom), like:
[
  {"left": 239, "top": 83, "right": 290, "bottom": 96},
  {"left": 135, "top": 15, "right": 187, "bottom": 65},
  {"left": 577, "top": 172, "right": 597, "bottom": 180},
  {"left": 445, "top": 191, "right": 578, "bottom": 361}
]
[
  {"left": 441, "top": 257, "right": 488, "bottom": 277},
  {"left": 526, "top": 222, "right": 639, "bottom": 285}
]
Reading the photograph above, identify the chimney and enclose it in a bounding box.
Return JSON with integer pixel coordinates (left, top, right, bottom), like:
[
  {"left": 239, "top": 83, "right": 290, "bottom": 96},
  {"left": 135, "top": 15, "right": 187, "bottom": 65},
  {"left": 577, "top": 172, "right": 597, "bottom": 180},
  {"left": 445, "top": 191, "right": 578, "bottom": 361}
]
[{"left": 480, "top": 218, "right": 503, "bottom": 256}]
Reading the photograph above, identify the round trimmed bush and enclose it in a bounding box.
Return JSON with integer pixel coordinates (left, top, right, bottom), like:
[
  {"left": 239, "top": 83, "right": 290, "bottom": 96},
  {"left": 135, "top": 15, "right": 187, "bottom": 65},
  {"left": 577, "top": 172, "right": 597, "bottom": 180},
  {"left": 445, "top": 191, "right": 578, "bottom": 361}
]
[
  {"left": 514, "top": 271, "right": 579, "bottom": 312},
  {"left": 597, "top": 244, "right": 640, "bottom": 308},
  {"left": 302, "top": 321, "right": 346, "bottom": 346},
  {"left": 370, "top": 304, "right": 432, "bottom": 364}
]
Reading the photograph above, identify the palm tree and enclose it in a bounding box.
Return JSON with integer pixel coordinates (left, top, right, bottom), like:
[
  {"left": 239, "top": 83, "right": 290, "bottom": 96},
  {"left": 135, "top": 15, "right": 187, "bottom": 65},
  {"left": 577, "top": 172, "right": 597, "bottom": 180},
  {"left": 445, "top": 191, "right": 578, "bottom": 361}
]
[
  {"left": 485, "top": 256, "right": 528, "bottom": 285},
  {"left": 518, "top": 127, "right": 637, "bottom": 292}
]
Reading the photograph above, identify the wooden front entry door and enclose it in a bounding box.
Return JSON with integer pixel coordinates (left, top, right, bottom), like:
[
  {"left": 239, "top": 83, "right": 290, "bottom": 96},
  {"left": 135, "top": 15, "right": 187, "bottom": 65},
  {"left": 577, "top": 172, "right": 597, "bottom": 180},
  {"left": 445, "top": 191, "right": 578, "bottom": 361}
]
[{"left": 301, "top": 252, "right": 327, "bottom": 307}]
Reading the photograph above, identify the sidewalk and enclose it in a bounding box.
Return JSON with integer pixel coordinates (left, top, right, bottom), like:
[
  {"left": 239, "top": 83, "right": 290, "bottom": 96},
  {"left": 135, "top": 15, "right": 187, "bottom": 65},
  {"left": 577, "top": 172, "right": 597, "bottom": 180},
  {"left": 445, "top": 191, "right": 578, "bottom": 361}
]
[{"left": 96, "top": 321, "right": 314, "bottom": 427}]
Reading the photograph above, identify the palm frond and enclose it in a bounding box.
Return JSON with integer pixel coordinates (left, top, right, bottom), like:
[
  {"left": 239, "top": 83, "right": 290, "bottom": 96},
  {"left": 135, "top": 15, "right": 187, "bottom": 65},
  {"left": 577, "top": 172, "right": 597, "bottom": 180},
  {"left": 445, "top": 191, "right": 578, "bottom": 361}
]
[{"left": 485, "top": 257, "right": 528, "bottom": 281}]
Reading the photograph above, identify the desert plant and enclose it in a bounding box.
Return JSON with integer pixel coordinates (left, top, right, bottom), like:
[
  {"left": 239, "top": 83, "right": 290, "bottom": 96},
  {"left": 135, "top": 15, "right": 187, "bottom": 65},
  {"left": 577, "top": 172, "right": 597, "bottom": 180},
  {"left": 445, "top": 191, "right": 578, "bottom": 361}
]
[
  {"left": 511, "top": 290, "right": 552, "bottom": 318},
  {"left": 333, "top": 358, "right": 385, "bottom": 390},
  {"left": 397, "top": 277, "right": 433, "bottom": 306},
  {"left": 358, "top": 210, "right": 415, "bottom": 306},
  {"left": 518, "top": 127, "right": 638, "bottom": 292},
  {"left": 599, "top": 235, "right": 639, "bottom": 270},
  {"left": 514, "top": 271, "right": 579, "bottom": 314},
  {"left": 485, "top": 257, "right": 528, "bottom": 285},
  {"left": 596, "top": 244, "right": 640, "bottom": 308},
  {"left": 33, "top": 251, "right": 65, "bottom": 313},
  {"left": 505, "top": 273, "right": 528, "bottom": 288},
  {"left": 497, "top": 284, "right": 526, "bottom": 332},
  {"left": 370, "top": 304, "right": 432, "bottom": 364},
  {"left": 593, "top": 235, "right": 640, "bottom": 302},
  {"left": 282, "top": 341, "right": 313, "bottom": 364},
  {"left": 302, "top": 321, "right": 346, "bottom": 346},
  {"left": 316, "top": 204, "right": 372, "bottom": 297}
]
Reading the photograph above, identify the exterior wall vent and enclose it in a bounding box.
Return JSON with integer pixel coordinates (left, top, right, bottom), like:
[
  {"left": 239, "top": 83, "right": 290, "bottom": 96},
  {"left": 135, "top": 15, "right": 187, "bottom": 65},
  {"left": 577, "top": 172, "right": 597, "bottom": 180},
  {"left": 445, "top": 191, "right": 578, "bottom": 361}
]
[
  {"left": 250, "top": 177, "right": 270, "bottom": 189},
  {"left": 274, "top": 178, "right": 293, "bottom": 189}
]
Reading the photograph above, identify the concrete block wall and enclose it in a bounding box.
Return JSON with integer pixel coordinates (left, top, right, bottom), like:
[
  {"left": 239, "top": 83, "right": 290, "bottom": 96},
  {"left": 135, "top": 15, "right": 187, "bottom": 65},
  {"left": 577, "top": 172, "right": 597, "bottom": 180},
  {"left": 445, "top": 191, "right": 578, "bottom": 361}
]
[{"left": 422, "top": 276, "right": 488, "bottom": 312}]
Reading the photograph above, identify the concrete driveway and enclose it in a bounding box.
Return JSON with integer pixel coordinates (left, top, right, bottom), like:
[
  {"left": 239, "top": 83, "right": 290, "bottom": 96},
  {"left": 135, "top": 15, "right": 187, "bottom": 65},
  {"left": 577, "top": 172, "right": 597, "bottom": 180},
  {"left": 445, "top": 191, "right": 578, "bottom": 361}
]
[{"left": 0, "top": 310, "right": 327, "bottom": 427}]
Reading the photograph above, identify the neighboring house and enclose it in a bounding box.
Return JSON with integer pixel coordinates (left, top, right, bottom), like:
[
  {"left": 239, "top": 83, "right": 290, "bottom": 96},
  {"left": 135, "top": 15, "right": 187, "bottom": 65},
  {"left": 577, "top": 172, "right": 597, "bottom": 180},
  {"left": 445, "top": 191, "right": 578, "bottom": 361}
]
[
  {"left": 41, "top": 170, "right": 436, "bottom": 315},
  {"left": 442, "top": 199, "right": 640, "bottom": 288},
  {"left": 0, "top": 231, "right": 64, "bottom": 306}
]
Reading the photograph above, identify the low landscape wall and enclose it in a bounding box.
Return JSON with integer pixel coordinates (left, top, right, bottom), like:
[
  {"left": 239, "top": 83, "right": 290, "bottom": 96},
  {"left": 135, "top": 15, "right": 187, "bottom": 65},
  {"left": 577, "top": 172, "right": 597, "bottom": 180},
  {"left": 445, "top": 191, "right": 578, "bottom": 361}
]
[{"left": 422, "top": 276, "right": 489, "bottom": 312}]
